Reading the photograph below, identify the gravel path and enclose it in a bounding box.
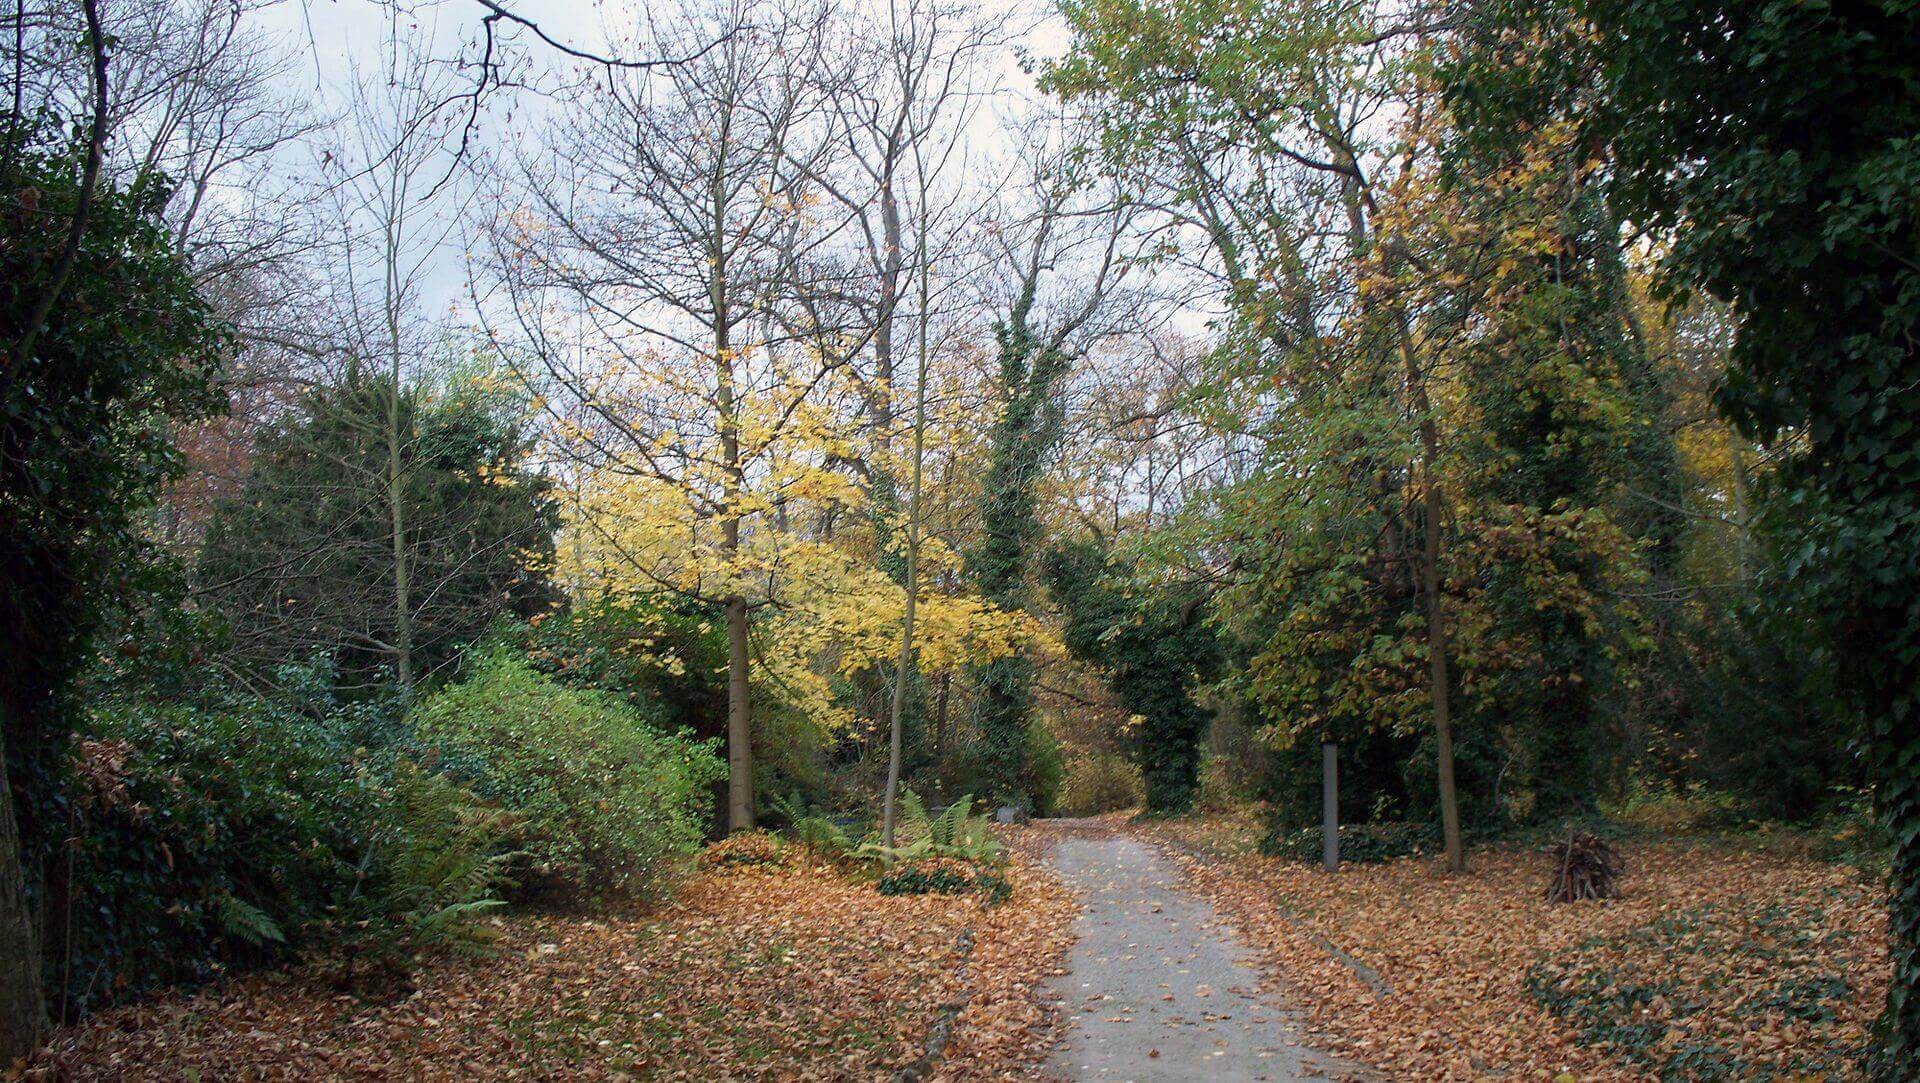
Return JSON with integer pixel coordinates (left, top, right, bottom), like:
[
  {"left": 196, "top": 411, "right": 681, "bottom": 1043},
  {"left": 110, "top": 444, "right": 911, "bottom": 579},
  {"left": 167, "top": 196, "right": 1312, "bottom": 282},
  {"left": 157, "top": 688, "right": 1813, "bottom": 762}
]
[{"left": 1042, "top": 827, "right": 1351, "bottom": 1082}]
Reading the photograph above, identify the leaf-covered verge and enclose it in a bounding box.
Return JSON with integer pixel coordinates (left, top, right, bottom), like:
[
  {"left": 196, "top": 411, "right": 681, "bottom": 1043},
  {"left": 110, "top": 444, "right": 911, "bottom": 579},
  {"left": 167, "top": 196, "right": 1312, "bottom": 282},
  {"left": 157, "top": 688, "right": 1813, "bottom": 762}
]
[
  {"left": 1144, "top": 815, "right": 1887, "bottom": 1081},
  {"left": 42, "top": 836, "right": 1076, "bottom": 1081}
]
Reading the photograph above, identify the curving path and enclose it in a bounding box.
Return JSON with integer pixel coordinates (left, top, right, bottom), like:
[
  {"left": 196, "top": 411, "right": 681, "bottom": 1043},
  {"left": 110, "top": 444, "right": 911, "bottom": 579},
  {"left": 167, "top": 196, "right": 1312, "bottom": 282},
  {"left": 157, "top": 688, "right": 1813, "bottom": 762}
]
[{"left": 1041, "top": 825, "right": 1355, "bottom": 1082}]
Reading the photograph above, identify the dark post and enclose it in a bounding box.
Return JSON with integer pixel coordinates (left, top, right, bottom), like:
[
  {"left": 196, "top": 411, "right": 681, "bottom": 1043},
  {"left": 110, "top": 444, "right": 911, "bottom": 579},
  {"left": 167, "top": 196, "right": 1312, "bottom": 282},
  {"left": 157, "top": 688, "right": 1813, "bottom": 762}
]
[{"left": 1321, "top": 739, "right": 1339, "bottom": 871}]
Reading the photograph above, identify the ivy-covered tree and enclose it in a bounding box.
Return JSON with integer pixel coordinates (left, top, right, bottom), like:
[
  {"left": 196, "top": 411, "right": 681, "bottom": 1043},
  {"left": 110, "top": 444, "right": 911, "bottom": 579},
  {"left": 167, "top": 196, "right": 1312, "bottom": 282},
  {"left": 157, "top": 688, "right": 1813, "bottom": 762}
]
[
  {"left": 197, "top": 369, "right": 557, "bottom": 694},
  {"left": 1451, "top": 0, "right": 1920, "bottom": 1070},
  {"left": 1, "top": 130, "right": 227, "bottom": 1059},
  {"left": 964, "top": 151, "right": 1138, "bottom": 811},
  {"left": 969, "top": 319, "right": 1072, "bottom": 809},
  {"left": 1046, "top": 540, "right": 1219, "bottom": 814}
]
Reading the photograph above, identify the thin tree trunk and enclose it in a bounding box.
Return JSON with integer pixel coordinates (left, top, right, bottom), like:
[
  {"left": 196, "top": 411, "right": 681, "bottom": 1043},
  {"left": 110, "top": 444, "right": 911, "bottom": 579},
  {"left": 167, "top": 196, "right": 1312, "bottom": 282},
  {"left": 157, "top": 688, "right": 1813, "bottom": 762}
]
[
  {"left": 712, "top": 141, "right": 753, "bottom": 832},
  {"left": 1420, "top": 422, "right": 1464, "bottom": 874},
  {"left": 380, "top": 134, "right": 414, "bottom": 701},
  {"left": 0, "top": 729, "right": 42, "bottom": 1064},
  {"left": 880, "top": 186, "right": 932, "bottom": 849},
  {"left": 1728, "top": 427, "right": 1754, "bottom": 581},
  {"left": 725, "top": 594, "right": 753, "bottom": 831},
  {"left": 1394, "top": 306, "right": 1465, "bottom": 875},
  {"left": 385, "top": 375, "right": 412, "bottom": 698}
]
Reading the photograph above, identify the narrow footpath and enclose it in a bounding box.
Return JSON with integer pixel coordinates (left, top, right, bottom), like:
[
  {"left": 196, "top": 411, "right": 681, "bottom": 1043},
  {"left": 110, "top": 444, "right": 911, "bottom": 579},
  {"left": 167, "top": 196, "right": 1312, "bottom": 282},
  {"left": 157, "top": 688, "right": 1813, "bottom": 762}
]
[{"left": 1040, "top": 823, "right": 1356, "bottom": 1082}]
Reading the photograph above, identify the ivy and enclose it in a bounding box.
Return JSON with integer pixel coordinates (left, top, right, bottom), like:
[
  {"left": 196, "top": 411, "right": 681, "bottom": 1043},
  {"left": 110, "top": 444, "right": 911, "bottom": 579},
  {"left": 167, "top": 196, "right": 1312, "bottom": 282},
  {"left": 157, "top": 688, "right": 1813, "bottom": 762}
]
[
  {"left": 968, "top": 319, "right": 1073, "bottom": 809},
  {"left": 1045, "top": 539, "right": 1219, "bottom": 815}
]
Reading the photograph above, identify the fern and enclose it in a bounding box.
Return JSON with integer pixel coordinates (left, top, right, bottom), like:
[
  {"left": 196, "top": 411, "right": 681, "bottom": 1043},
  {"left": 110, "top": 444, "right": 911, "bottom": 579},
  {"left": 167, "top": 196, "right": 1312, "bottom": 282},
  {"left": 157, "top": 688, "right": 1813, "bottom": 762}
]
[
  {"left": 771, "top": 792, "right": 856, "bottom": 856},
  {"left": 364, "top": 761, "right": 520, "bottom": 957},
  {"left": 857, "top": 791, "right": 1005, "bottom": 864},
  {"left": 212, "top": 891, "right": 286, "bottom": 946}
]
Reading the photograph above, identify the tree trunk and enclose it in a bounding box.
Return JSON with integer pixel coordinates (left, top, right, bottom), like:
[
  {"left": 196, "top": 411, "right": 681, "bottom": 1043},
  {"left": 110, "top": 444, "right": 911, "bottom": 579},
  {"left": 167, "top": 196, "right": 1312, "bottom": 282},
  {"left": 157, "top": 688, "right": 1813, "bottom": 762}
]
[
  {"left": 1727, "top": 427, "right": 1754, "bottom": 581},
  {"left": 880, "top": 195, "right": 931, "bottom": 849},
  {"left": 1419, "top": 414, "right": 1465, "bottom": 874},
  {"left": 725, "top": 594, "right": 754, "bottom": 832},
  {"left": 0, "top": 730, "right": 44, "bottom": 1065},
  {"left": 1395, "top": 315, "right": 1466, "bottom": 875},
  {"left": 385, "top": 382, "right": 412, "bottom": 700},
  {"left": 932, "top": 669, "right": 951, "bottom": 762},
  {"left": 710, "top": 140, "right": 754, "bottom": 833}
]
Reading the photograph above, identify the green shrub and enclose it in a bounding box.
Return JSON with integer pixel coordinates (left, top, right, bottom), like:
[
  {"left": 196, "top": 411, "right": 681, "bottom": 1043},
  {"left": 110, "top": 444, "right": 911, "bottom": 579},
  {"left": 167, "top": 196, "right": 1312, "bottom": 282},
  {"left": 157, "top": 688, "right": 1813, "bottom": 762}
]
[
  {"left": 54, "top": 694, "right": 378, "bottom": 1014},
  {"left": 876, "top": 859, "right": 1011, "bottom": 905},
  {"left": 1261, "top": 821, "right": 1440, "bottom": 863},
  {"left": 52, "top": 683, "right": 523, "bottom": 1015},
  {"left": 1057, "top": 751, "right": 1142, "bottom": 816},
  {"left": 517, "top": 594, "right": 726, "bottom": 734},
  {"left": 412, "top": 652, "right": 724, "bottom": 897}
]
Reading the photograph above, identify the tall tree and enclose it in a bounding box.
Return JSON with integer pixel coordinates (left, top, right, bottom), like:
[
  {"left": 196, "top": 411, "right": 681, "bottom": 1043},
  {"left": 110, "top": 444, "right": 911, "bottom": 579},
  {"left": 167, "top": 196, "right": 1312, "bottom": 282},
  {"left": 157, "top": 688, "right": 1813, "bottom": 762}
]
[
  {"left": 481, "top": 0, "right": 1031, "bottom": 831},
  {"left": 195, "top": 369, "right": 558, "bottom": 692},
  {"left": 1, "top": 9, "right": 227, "bottom": 1055},
  {"left": 1047, "top": 0, "right": 1471, "bottom": 868},
  {"left": 967, "top": 136, "right": 1138, "bottom": 809},
  {"left": 1450, "top": 0, "right": 1920, "bottom": 1070},
  {"left": 870, "top": 0, "right": 994, "bottom": 847}
]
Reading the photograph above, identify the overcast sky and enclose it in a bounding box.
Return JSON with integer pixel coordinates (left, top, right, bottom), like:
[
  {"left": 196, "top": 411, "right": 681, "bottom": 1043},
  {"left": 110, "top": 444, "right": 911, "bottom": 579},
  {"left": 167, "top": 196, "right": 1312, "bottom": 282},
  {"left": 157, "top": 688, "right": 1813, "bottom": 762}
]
[{"left": 244, "top": 0, "right": 1069, "bottom": 317}]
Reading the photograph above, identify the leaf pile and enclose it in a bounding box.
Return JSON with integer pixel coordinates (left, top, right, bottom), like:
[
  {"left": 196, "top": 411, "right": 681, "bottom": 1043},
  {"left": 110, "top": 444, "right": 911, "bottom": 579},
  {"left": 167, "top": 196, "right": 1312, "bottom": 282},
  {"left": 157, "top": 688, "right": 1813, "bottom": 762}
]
[
  {"left": 45, "top": 845, "right": 1079, "bottom": 1081},
  {"left": 935, "top": 827, "right": 1079, "bottom": 1081},
  {"left": 1146, "top": 816, "right": 1887, "bottom": 1080}
]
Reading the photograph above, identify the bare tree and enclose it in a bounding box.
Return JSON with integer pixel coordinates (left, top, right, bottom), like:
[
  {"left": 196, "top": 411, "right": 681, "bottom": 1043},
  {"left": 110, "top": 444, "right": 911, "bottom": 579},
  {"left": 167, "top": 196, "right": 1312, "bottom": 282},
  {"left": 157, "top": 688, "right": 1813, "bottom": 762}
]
[
  {"left": 480, "top": 0, "right": 844, "bottom": 832},
  {"left": 862, "top": 0, "right": 998, "bottom": 847}
]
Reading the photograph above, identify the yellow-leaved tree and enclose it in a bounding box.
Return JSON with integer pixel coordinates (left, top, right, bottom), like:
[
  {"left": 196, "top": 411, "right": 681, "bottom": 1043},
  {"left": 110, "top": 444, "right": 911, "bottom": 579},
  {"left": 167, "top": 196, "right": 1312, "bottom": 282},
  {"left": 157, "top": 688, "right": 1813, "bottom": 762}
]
[{"left": 479, "top": 0, "right": 1035, "bottom": 830}]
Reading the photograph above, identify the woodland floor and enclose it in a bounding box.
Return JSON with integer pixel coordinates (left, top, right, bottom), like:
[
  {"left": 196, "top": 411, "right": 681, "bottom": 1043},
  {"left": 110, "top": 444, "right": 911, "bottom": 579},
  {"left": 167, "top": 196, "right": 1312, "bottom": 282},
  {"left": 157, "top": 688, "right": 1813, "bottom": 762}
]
[
  {"left": 41, "top": 838, "right": 1076, "bottom": 1081},
  {"left": 1138, "top": 811, "right": 1889, "bottom": 1082},
  {"left": 36, "top": 814, "right": 1890, "bottom": 1081}
]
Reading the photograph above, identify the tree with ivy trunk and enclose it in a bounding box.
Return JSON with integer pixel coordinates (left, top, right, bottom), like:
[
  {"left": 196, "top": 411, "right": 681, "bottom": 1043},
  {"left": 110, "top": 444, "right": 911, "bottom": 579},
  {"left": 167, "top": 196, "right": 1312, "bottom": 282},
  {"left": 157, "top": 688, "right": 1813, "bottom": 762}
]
[
  {"left": 1450, "top": 0, "right": 1920, "bottom": 1071},
  {"left": 970, "top": 316, "right": 1073, "bottom": 808},
  {"left": 965, "top": 144, "right": 1138, "bottom": 811},
  {"left": 1046, "top": 539, "right": 1219, "bottom": 814},
  {"left": 1, "top": 91, "right": 228, "bottom": 1072}
]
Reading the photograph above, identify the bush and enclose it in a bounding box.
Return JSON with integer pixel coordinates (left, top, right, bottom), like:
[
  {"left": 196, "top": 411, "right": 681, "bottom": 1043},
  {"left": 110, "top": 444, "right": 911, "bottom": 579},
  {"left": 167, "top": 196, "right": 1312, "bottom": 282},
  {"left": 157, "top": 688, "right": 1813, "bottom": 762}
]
[
  {"left": 876, "top": 858, "right": 1011, "bottom": 905},
  {"left": 1606, "top": 780, "right": 1749, "bottom": 834},
  {"left": 412, "top": 652, "right": 724, "bottom": 898},
  {"left": 1261, "top": 821, "right": 1440, "bottom": 864},
  {"left": 52, "top": 676, "right": 514, "bottom": 1013},
  {"left": 517, "top": 594, "right": 726, "bottom": 735},
  {"left": 1057, "top": 751, "right": 1142, "bottom": 816},
  {"left": 53, "top": 699, "right": 374, "bottom": 1013}
]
